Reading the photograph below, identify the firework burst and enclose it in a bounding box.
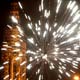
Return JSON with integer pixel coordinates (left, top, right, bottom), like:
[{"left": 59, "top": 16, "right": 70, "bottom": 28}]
[{"left": 18, "top": 0, "right": 80, "bottom": 80}]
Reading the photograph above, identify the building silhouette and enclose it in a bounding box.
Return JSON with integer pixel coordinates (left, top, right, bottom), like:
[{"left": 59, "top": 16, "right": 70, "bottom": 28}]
[{"left": 0, "top": 1, "right": 27, "bottom": 80}]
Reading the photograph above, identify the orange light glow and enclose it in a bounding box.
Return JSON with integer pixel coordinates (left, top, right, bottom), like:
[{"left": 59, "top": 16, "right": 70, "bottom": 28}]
[{"left": 73, "top": 75, "right": 79, "bottom": 80}]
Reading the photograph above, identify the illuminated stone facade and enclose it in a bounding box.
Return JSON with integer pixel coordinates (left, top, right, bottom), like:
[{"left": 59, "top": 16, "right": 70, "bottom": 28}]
[{"left": 0, "top": 2, "right": 27, "bottom": 80}]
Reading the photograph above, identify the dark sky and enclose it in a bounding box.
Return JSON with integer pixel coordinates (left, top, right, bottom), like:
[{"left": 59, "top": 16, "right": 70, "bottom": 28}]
[
  {"left": 0, "top": 0, "right": 10, "bottom": 26},
  {"left": 0, "top": 0, "right": 13, "bottom": 44},
  {"left": 0, "top": 0, "right": 10, "bottom": 45}
]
